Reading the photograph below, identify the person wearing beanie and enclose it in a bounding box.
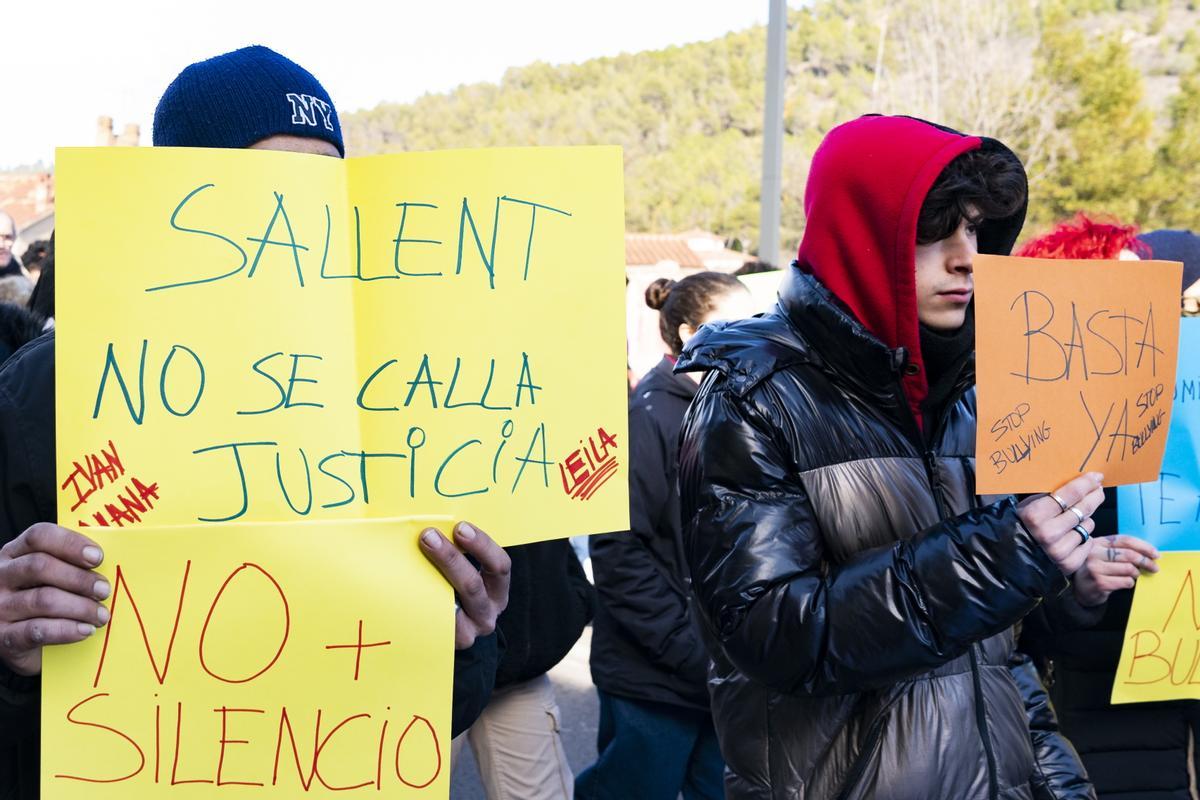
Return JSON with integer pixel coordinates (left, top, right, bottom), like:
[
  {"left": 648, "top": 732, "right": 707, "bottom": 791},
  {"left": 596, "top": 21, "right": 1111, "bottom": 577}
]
[
  {"left": 0, "top": 46, "right": 509, "bottom": 800},
  {"left": 153, "top": 45, "right": 344, "bottom": 156},
  {"left": 0, "top": 302, "right": 44, "bottom": 366},
  {"left": 1139, "top": 229, "right": 1200, "bottom": 315},
  {"left": 674, "top": 116, "right": 1121, "bottom": 799}
]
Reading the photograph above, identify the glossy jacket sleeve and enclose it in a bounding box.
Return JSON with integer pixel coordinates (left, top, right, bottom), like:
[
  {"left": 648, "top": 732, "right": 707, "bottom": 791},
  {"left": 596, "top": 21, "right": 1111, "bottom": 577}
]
[
  {"left": 590, "top": 405, "right": 708, "bottom": 685},
  {"left": 678, "top": 385, "right": 1067, "bottom": 696},
  {"left": 1010, "top": 650, "right": 1096, "bottom": 800}
]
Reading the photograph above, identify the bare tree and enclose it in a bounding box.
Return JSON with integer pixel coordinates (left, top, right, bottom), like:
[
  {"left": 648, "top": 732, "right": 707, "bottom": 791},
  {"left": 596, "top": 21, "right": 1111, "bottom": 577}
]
[{"left": 868, "top": 0, "right": 1065, "bottom": 186}]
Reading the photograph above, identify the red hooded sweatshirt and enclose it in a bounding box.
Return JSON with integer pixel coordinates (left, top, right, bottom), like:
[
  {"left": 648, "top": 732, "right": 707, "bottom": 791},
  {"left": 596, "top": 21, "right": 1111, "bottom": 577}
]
[{"left": 796, "top": 115, "right": 1026, "bottom": 429}]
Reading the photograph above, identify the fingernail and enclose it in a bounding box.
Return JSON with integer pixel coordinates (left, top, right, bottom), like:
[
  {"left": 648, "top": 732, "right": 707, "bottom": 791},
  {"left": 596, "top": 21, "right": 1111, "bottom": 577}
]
[
  {"left": 420, "top": 528, "right": 442, "bottom": 549},
  {"left": 82, "top": 546, "right": 103, "bottom": 566},
  {"left": 456, "top": 522, "right": 477, "bottom": 542},
  {"left": 93, "top": 580, "right": 110, "bottom": 600},
  {"left": 77, "top": 623, "right": 95, "bottom": 637},
  {"left": 1153, "top": 550, "right": 1162, "bottom": 559},
  {"left": 97, "top": 606, "right": 110, "bottom": 625},
  {"left": 1089, "top": 472, "right": 1104, "bottom": 483}
]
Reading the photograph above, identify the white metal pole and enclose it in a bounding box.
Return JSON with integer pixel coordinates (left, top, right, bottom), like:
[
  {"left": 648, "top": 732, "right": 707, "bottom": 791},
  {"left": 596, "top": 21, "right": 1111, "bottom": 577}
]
[{"left": 759, "top": 0, "right": 787, "bottom": 267}]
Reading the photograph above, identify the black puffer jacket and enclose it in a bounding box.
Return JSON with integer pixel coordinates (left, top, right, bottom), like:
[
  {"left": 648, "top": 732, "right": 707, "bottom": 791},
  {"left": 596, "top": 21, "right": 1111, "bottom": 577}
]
[
  {"left": 675, "top": 115, "right": 1093, "bottom": 800},
  {"left": 677, "top": 272, "right": 1090, "bottom": 800},
  {"left": 590, "top": 356, "right": 711, "bottom": 710},
  {"left": 496, "top": 539, "right": 593, "bottom": 690}
]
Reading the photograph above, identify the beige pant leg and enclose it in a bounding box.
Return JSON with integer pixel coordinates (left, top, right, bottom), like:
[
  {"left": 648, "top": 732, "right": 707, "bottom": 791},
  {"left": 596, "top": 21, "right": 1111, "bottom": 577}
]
[
  {"left": 466, "top": 673, "right": 574, "bottom": 800},
  {"left": 452, "top": 732, "right": 468, "bottom": 770}
]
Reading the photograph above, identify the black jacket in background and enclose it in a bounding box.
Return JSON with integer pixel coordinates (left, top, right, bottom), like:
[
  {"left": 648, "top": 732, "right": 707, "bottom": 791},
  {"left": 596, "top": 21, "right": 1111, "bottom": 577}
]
[
  {"left": 0, "top": 332, "right": 498, "bottom": 799},
  {"left": 1021, "top": 489, "right": 1200, "bottom": 800},
  {"left": 589, "top": 356, "right": 712, "bottom": 711},
  {"left": 0, "top": 305, "right": 43, "bottom": 367},
  {"left": 494, "top": 539, "right": 593, "bottom": 690}
]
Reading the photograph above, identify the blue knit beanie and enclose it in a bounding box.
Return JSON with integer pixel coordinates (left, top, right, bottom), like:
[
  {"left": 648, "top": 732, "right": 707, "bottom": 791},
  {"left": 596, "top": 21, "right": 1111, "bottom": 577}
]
[
  {"left": 1138, "top": 230, "right": 1200, "bottom": 292},
  {"left": 153, "top": 45, "right": 343, "bottom": 156}
]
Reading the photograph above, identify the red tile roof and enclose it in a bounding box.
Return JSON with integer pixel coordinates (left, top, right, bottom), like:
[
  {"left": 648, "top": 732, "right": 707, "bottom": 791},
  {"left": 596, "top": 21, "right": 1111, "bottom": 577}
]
[
  {"left": 0, "top": 173, "right": 55, "bottom": 231},
  {"left": 625, "top": 231, "right": 752, "bottom": 271},
  {"left": 626, "top": 235, "right": 707, "bottom": 268}
]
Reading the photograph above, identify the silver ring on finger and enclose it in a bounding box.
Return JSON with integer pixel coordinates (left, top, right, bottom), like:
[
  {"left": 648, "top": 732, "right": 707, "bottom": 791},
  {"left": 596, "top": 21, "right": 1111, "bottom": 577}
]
[
  {"left": 1051, "top": 493, "right": 1069, "bottom": 512},
  {"left": 1072, "top": 524, "right": 1090, "bottom": 544},
  {"left": 1067, "top": 505, "right": 1085, "bottom": 524}
]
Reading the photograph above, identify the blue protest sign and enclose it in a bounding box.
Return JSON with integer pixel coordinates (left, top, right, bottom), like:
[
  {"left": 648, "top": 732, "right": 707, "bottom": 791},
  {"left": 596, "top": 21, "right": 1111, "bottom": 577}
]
[{"left": 1118, "top": 317, "right": 1200, "bottom": 549}]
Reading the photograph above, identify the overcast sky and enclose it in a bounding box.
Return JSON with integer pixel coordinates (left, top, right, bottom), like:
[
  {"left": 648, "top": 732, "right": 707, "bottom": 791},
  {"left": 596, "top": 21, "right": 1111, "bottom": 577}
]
[{"left": 4, "top": 1, "right": 796, "bottom": 170}]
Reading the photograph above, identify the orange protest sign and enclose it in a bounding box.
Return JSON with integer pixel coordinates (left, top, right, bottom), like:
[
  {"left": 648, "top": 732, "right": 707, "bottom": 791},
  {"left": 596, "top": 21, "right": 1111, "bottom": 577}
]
[{"left": 974, "top": 255, "right": 1182, "bottom": 494}]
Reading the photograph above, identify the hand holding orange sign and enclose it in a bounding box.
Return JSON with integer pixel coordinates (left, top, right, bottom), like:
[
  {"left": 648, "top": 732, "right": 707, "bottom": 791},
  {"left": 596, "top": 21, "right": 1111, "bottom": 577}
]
[{"left": 974, "top": 255, "right": 1183, "bottom": 494}]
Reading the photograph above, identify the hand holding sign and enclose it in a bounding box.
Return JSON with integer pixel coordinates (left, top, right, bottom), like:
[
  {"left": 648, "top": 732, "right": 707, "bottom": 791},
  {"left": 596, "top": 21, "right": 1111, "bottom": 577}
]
[
  {"left": 975, "top": 255, "right": 1183, "bottom": 494},
  {"left": 1015, "top": 472, "right": 1105, "bottom": 576},
  {"left": 418, "top": 521, "right": 511, "bottom": 650},
  {"left": 1074, "top": 534, "right": 1160, "bottom": 607},
  {"left": 3, "top": 517, "right": 509, "bottom": 680},
  {"left": 0, "top": 523, "right": 110, "bottom": 676}
]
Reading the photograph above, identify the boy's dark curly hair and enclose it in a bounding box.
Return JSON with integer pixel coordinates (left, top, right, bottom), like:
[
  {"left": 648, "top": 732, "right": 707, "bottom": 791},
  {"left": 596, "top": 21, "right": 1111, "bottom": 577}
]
[{"left": 916, "top": 149, "right": 1027, "bottom": 245}]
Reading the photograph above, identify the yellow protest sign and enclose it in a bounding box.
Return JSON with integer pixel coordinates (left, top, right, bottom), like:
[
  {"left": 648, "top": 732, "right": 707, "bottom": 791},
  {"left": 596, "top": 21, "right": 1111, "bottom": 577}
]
[
  {"left": 48, "top": 145, "right": 630, "bottom": 798},
  {"left": 41, "top": 519, "right": 454, "bottom": 796},
  {"left": 54, "top": 146, "right": 629, "bottom": 541},
  {"left": 1112, "top": 553, "right": 1200, "bottom": 703},
  {"left": 974, "top": 254, "right": 1182, "bottom": 494}
]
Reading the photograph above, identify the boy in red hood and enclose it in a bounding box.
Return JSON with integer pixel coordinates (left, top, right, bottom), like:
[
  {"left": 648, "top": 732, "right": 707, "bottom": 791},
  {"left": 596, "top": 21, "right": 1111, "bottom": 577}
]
[{"left": 676, "top": 115, "right": 1112, "bottom": 800}]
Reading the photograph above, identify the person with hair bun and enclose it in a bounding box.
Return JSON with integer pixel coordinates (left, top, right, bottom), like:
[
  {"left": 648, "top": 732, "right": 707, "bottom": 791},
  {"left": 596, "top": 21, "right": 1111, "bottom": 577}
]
[{"left": 577, "top": 271, "right": 752, "bottom": 800}]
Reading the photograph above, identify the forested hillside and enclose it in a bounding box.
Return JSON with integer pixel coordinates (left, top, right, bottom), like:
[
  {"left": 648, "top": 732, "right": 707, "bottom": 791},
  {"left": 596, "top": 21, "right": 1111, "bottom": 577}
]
[{"left": 344, "top": 0, "right": 1200, "bottom": 256}]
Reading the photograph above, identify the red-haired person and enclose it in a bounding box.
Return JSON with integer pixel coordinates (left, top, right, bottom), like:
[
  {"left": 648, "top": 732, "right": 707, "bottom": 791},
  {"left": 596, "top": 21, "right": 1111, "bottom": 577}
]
[
  {"left": 1014, "top": 213, "right": 1150, "bottom": 261},
  {"left": 1018, "top": 216, "right": 1200, "bottom": 800}
]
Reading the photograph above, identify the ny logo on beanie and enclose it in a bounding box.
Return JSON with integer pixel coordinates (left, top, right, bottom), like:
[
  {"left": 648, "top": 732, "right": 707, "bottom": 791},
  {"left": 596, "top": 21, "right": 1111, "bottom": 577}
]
[
  {"left": 286, "top": 93, "right": 335, "bottom": 132},
  {"left": 154, "top": 46, "right": 345, "bottom": 156}
]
